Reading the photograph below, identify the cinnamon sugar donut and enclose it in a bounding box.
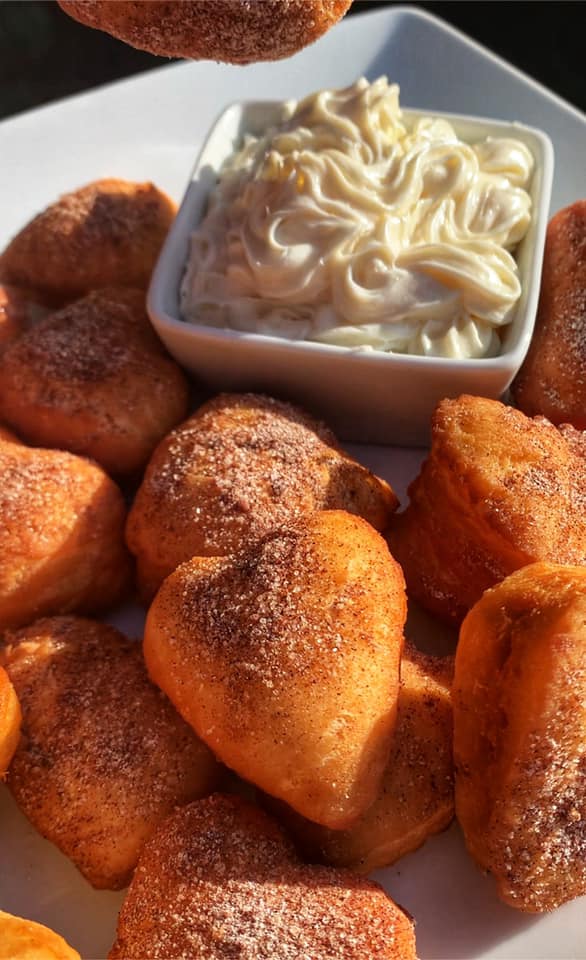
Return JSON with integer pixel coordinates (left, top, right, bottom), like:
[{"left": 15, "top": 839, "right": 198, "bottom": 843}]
[
  {"left": 389, "top": 395, "right": 586, "bottom": 625},
  {"left": 454, "top": 562, "right": 586, "bottom": 911},
  {"left": 512, "top": 201, "right": 586, "bottom": 429},
  {"left": 144, "top": 511, "right": 406, "bottom": 830},
  {"left": 0, "top": 179, "right": 176, "bottom": 305},
  {"left": 109, "top": 794, "right": 417, "bottom": 959},
  {"left": 1, "top": 617, "right": 221, "bottom": 890},
  {"left": 126, "top": 392, "right": 398, "bottom": 601},
  {"left": 58, "top": 1, "right": 352, "bottom": 65},
  {"left": 0, "top": 440, "right": 131, "bottom": 630},
  {"left": 0, "top": 288, "right": 189, "bottom": 475}
]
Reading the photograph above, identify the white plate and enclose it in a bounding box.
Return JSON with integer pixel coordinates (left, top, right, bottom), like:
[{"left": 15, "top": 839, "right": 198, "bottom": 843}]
[{"left": 0, "top": 6, "right": 585, "bottom": 959}]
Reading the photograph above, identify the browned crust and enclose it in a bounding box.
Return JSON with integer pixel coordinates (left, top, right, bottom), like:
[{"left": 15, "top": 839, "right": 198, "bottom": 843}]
[
  {"left": 0, "top": 179, "right": 176, "bottom": 305},
  {"left": 388, "top": 395, "right": 586, "bottom": 625},
  {"left": 144, "top": 510, "right": 406, "bottom": 830},
  {"left": 0, "top": 441, "right": 131, "bottom": 629},
  {"left": 0, "top": 288, "right": 189, "bottom": 475},
  {"left": 126, "top": 392, "right": 397, "bottom": 601},
  {"left": 58, "top": 0, "right": 353, "bottom": 65},
  {"left": 109, "top": 794, "right": 417, "bottom": 959},
  {"left": 1, "top": 617, "right": 220, "bottom": 889},
  {"left": 454, "top": 562, "right": 586, "bottom": 912}
]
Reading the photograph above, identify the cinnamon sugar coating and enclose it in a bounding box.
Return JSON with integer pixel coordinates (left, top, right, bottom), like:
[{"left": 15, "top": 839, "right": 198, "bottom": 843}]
[
  {"left": 0, "top": 617, "right": 221, "bottom": 890},
  {"left": 127, "top": 392, "right": 398, "bottom": 601},
  {"left": 266, "top": 645, "right": 454, "bottom": 872},
  {"left": 144, "top": 510, "right": 406, "bottom": 829},
  {"left": 58, "top": 1, "right": 352, "bottom": 65},
  {"left": 0, "top": 288, "right": 189, "bottom": 475},
  {"left": 559, "top": 421, "right": 586, "bottom": 460},
  {"left": 454, "top": 562, "right": 586, "bottom": 912},
  {"left": 388, "top": 395, "right": 586, "bottom": 625},
  {"left": 512, "top": 201, "right": 586, "bottom": 429},
  {"left": 0, "top": 439, "right": 131, "bottom": 630},
  {"left": 108, "top": 794, "right": 417, "bottom": 959},
  {"left": 0, "top": 179, "right": 176, "bottom": 305}
]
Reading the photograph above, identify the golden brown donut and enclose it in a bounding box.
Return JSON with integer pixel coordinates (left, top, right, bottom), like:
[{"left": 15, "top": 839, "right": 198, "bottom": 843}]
[
  {"left": 0, "top": 288, "right": 189, "bottom": 475},
  {"left": 265, "top": 645, "right": 454, "bottom": 872},
  {"left": 0, "top": 440, "right": 131, "bottom": 630},
  {"left": 0, "top": 179, "right": 176, "bottom": 304},
  {"left": 108, "top": 794, "right": 417, "bottom": 960},
  {"left": 0, "top": 910, "right": 80, "bottom": 960},
  {"left": 0, "top": 283, "right": 47, "bottom": 355},
  {"left": 0, "top": 666, "right": 21, "bottom": 778},
  {"left": 1, "top": 616, "right": 221, "bottom": 890},
  {"left": 144, "top": 510, "right": 406, "bottom": 830},
  {"left": 58, "top": 1, "right": 352, "bottom": 65},
  {"left": 389, "top": 395, "right": 586, "bottom": 625},
  {"left": 126, "top": 392, "right": 398, "bottom": 601},
  {"left": 512, "top": 201, "right": 586, "bottom": 429},
  {"left": 454, "top": 562, "right": 586, "bottom": 912}
]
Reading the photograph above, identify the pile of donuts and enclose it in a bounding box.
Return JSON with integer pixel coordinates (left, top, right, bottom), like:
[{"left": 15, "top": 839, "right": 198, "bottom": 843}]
[{"left": 0, "top": 178, "right": 584, "bottom": 959}]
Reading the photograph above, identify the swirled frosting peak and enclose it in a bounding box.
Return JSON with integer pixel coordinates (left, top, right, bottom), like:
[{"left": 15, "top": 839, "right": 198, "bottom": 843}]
[{"left": 181, "top": 77, "right": 534, "bottom": 359}]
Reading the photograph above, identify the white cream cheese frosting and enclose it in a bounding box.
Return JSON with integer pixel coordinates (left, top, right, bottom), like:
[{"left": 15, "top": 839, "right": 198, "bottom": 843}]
[{"left": 181, "top": 77, "right": 533, "bottom": 359}]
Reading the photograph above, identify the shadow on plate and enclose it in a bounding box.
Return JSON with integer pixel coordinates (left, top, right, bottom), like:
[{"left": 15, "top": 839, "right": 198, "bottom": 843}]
[{"left": 374, "top": 821, "right": 540, "bottom": 960}]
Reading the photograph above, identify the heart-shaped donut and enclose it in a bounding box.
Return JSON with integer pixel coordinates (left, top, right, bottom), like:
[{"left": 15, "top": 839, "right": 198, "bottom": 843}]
[
  {"left": 109, "top": 794, "right": 417, "bottom": 959},
  {"left": 144, "top": 510, "right": 406, "bottom": 829}
]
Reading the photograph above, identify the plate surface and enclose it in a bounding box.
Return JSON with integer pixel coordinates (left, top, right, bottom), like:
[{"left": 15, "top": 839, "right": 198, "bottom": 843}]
[{"left": 0, "top": 6, "right": 585, "bottom": 959}]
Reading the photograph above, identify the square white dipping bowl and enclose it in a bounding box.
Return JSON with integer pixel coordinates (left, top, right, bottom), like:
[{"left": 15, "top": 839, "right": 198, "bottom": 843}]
[{"left": 148, "top": 100, "right": 554, "bottom": 446}]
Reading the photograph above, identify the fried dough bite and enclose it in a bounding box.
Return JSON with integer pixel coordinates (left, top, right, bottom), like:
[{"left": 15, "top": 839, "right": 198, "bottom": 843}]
[
  {"left": 0, "top": 179, "right": 176, "bottom": 305},
  {"left": 108, "top": 794, "right": 417, "bottom": 960},
  {"left": 0, "top": 440, "right": 131, "bottom": 630},
  {"left": 0, "top": 666, "right": 21, "bottom": 777},
  {"left": 266, "top": 646, "right": 454, "bottom": 872},
  {"left": 389, "top": 395, "right": 586, "bottom": 625},
  {"left": 512, "top": 201, "right": 586, "bottom": 429},
  {"left": 0, "top": 910, "right": 80, "bottom": 960},
  {"left": 144, "top": 510, "right": 406, "bottom": 829},
  {"left": 454, "top": 562, "right": 586, "bottom": 912},
  {"left": 58, "top": 1, "right": 352, "bottom": 65},
  {"left": 127, "top": 392, "right": 398, "bottom": 601},
  {"left": 0, "top": 288, "right": 189, "bottom": 475},
  {"left": 0, "top": 617, "right": 221, "bottom": 890},
  {"left": 0, "top": 284, "right": 47, "bottom": 354}
]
